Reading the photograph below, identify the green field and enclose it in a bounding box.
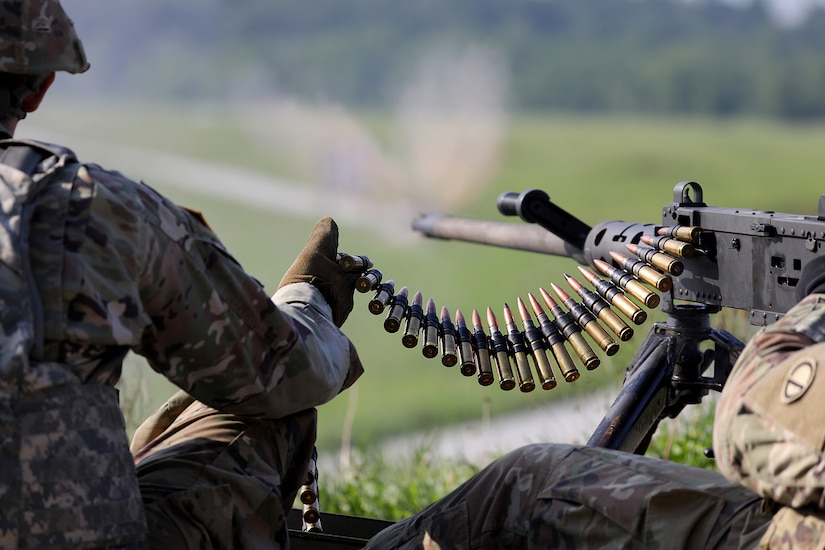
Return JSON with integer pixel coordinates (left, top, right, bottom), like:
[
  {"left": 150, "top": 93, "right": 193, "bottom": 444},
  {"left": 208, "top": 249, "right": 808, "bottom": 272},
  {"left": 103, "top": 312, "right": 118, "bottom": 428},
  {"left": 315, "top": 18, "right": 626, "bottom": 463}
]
[{"left": 29, "top": 101, "right": 825, "bottom": 452}]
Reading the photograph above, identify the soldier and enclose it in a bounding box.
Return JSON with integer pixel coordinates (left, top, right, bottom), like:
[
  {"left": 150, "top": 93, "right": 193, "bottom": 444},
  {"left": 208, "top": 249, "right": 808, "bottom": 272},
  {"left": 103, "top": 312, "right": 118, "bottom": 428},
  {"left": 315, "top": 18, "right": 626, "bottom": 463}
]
[
  {"left": 364, "top": 263, "right": 825, "bottom": 547},
  {"left": 0, "top": 1, "right": 362, "bottom": 548}
]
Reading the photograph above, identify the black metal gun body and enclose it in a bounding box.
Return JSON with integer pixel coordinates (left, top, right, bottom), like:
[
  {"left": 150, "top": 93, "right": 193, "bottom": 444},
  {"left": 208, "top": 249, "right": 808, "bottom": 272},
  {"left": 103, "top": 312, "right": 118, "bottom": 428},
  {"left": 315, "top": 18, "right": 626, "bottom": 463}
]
[{"left": 414, "top": 181, "right": 825, "bottom": 325}]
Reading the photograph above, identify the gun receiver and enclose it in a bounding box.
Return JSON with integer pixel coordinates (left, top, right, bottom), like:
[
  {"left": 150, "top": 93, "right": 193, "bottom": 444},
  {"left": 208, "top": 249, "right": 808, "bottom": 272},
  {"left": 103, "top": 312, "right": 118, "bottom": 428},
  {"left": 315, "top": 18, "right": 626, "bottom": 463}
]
[{"left": 413, "top": 181, "right": 825, "bottom": 325}]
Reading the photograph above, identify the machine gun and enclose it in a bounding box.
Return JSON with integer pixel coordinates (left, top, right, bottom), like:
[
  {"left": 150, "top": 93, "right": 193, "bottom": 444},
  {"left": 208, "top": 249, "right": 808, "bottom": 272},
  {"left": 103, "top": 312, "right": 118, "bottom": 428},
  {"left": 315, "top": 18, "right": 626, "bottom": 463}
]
[{"left": 287, "top": 181, "right": 825, "bottom": 548}]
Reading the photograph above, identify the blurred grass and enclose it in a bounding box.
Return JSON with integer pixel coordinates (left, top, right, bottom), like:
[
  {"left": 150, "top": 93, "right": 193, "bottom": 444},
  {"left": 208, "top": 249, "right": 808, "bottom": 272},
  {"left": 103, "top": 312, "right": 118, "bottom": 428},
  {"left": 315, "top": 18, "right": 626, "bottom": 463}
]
[{"left": 29, "top": 101, "right": 825, "bottom": 451}]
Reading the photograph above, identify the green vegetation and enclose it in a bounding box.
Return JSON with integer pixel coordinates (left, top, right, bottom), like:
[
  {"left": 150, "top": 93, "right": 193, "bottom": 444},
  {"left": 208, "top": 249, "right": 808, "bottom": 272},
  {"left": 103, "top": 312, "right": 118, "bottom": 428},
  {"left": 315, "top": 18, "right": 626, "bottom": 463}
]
[{"left": 67, "top": 1, "right": 825, "bottom": 120}]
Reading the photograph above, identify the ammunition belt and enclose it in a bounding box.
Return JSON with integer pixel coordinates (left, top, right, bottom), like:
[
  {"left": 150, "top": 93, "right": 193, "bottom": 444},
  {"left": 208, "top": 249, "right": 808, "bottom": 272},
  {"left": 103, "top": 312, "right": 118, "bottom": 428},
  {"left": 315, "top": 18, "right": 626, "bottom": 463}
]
[{"left": 337, "top": 224, "right": 700, "bottom": 393}]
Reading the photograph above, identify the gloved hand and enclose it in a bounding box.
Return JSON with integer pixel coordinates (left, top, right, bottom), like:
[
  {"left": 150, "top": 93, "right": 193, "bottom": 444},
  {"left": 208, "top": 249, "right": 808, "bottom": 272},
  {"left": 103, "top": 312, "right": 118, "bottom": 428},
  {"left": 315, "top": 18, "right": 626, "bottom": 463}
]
[
  {"left": 279, "top": 217, "right": 359, "bottom": 327},
  {"left": 796, "top": 255, "right": 825, "bottom": 302}
]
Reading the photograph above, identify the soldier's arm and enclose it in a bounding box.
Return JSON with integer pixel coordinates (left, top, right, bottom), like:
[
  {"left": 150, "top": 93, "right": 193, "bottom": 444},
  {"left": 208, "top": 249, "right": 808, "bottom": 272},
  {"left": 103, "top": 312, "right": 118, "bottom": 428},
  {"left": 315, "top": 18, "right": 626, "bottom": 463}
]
[
  {"left": 713, "top": 294, "right": 825, "bottom": 509},
  {"left": 131, "top": 180, "right": 355, "bottom": 419}
]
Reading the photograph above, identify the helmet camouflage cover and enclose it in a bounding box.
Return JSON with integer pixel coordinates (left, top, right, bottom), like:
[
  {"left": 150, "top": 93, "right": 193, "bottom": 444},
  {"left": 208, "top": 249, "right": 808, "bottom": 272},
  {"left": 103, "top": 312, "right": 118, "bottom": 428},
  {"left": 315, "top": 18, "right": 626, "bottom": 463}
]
[{"left": 0, "top": 0, "right": 89, "bottom": 75}]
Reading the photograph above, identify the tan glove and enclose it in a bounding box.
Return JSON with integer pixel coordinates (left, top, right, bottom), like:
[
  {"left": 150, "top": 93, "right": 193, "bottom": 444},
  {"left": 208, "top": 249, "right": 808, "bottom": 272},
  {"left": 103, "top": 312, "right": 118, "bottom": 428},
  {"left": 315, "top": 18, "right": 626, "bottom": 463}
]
[{"left": 279, "top": 217, "right": 359, "bottom": 327}]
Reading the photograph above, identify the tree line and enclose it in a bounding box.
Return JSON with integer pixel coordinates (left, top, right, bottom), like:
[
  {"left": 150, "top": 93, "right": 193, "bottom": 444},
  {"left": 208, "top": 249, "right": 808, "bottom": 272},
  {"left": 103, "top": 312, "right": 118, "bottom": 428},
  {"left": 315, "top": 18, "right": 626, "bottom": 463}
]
[{"left": 67, "top": 0, "right": 825, "bottom": 120}]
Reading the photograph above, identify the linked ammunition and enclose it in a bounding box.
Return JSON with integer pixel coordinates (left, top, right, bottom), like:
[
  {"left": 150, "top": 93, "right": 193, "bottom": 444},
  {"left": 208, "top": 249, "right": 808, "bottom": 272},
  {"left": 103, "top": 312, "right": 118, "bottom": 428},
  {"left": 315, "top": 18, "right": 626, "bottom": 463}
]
[
  {"left": 401, "top": 291, "right": 424, "bottom": 348},
  {"left": 355, "top": 268, "right": 383, "bottom": 293},
  {"left": 564, "top": 273, "right": 633, "bottom": 341},
  {"left": 368, "top": 280, "right": 395, "bottom": 315},
  {"left": 421, "top": 299, "right": 440, "bottom": 358},
  {"left": 454, "top": 309, "right": 477, "bottom": 376},
  {"left": 640, "top": 234, "right": 696, "bottom": 259},
  {"left": 471, "top": 309, "right": 495, "bottom": 386},
  {"left": 550, "top": 282, "right": 619, "bottom": 356},
  {"left": 502, "top": 303, "right": 535, "bottom": 392},
  {"left": 300, "top": 449, "right": 321, "bottom": 528},
  {"left": 439, "top": 306, "right": 458, "bottom": 367},
  {"left": 383, "top": 286, "right": 409, "bottom": 333},
  {"left": 336, "top": 253, "right": 373, "bottom": 272},
  {"left": 625, "top": 243, "right": 683, "bottom": 276},
  {"left": 486, "top": 307, "right": 516, "bottom": 390},
  {"left": 577, "top": 266, "right": 647, "bottom": 325},
  {"left": 538, "top": 287, "right": 600, "bottom": 370},
  {"left": 527, "top": 293, "right": 580, "bottom": 382},
  {"left": 609, "top": 251, "right": 672, "bottom": 292},
  {"left": 593, "top": 259, "right": 660, "bottom": 309},
  {"left": 516, "top": 297, "right": 557, "bottom": 390},
  {"left": 657, "top": 225, "right": 702, "bottom": 244}
]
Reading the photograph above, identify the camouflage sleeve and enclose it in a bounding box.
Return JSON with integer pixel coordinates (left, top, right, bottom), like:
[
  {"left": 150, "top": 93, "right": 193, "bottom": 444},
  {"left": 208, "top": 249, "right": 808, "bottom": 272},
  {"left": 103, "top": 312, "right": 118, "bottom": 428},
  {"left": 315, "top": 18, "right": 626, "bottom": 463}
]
[
  {"left": 713, "top": 294, "right": 825, "bottom": 509},
  {"left": 128, "top": 175, "right": 354, "bottom": 419}
]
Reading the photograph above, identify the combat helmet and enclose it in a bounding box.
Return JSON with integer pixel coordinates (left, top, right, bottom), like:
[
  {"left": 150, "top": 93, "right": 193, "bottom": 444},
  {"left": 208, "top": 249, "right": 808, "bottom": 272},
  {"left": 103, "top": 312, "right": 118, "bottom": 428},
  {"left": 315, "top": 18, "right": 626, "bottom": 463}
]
[{"left": 0, "top": 0, "right": 89, "bottom": 75}]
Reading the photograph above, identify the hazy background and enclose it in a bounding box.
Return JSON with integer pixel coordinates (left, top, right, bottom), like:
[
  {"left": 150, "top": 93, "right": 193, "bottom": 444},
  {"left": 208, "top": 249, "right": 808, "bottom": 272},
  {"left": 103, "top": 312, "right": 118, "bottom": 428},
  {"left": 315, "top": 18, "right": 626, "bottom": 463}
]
[{"left": 25, "top": 0, "right": 825, "bottom": 463}]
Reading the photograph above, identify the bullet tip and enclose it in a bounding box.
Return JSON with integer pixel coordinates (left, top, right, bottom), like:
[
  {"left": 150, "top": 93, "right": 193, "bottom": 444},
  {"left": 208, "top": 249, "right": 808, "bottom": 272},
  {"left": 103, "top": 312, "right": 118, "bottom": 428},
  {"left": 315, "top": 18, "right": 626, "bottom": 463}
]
[{"left": 538, "top": 286, "right": 556, "bottom": 307}]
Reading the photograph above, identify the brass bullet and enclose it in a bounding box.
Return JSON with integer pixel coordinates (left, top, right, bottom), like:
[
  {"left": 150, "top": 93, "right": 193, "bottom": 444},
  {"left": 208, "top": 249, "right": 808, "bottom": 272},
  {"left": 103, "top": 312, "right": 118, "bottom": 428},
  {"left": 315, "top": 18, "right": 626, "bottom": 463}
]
[
  {"left": 657, "top": 225, "right": 702, "bottom": 244},
  {"left": 336, "top": 253, "right": 373, "bottom": 272},
  {"left": 640, "top": 234, "right": 696, "bottom": 259},
  {"left": 383, "top": 286, "right": 409, "bottom": 333},
  {"left": 564, "top": 274, "right": 633, "bottom": 341},
  {"left": 527, "top": 292, "right": 580, "bottom": 382},
  {"left": 626, "top": 243, "right": 683, "bottom": 276},
  {"left": 539, "top": 287, "right": 600, "bottom": 370},
  {"left": 550, "top": 282, "right": 619, "bottom": 356},
  {"left": 593, "top": 259, "right": 660, "bottom": 309},
  {"left": 486, "top": 306, "right": 516, "bottom": 391},
  {"left": 609, "top": 251, "right": 672, "bottom": 292},
  {"left": 471, "top": 309, "right": 495, "bottom": 386},
  {"left": 516, "top": 297, "right": 557, "bottom": 390},
  {"left": 439, "top": 306, "right": 458, "bottom": 367},
  {"left": 577, "top": 266, "right": 647, "bottom": 325},
  {"left": 401, "top": 291, "right": 424, "bottom": 348},
  {"left": 368, "top": 279, "right": 395, "bottom": 315},
  {"left": 355, "top": 268, "right": 383, "bottom": 293},
  {"left": 455, "top": 309, "right": 477, "bottom": 376},
  {"left": 503, "top": 303, "right": 535, "bottom": 392},
  {"left": 421, "top": 298, "right": 440, "bottom": 359}
]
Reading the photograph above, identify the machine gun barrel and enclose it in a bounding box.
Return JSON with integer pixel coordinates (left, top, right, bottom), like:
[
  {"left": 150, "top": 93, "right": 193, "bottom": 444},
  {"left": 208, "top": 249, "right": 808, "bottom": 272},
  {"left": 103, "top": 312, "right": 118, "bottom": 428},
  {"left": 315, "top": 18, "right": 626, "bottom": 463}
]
[{"left": 412, "top": 213, "right": 586, "bottom": 263}]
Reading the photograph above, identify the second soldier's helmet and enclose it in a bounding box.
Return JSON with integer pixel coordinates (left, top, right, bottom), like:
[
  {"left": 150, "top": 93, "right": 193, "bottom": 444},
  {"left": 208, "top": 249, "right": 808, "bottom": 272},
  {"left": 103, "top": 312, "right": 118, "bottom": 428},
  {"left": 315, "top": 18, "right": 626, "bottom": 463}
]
[{"left": 0, "top": 0, "right": 89, "bottom": 75}]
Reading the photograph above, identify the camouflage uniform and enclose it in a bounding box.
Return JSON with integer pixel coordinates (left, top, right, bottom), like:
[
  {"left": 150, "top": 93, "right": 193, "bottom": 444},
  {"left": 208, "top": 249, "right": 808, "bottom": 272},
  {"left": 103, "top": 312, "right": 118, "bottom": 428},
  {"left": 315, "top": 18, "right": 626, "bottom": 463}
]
[
  {"left": 130, "top": 392, "right": 318, "bottom": 549},
  {"left": 364, "top": 443, "right": 770, "bottom": 549},
  {"left": 0, "top": 132, "right": 357, "bottom": 549},
  {"left": 714, "top": 293, "right": 825, "bottom": 548}
]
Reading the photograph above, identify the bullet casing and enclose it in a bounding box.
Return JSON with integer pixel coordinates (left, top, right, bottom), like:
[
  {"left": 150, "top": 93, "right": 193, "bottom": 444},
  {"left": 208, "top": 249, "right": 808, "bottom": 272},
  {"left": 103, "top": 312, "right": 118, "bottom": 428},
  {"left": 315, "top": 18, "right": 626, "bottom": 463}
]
[
  {"left": 565, "top": 299, "right": 619, "bottom": 356},
  {"left": 368, "top": 281, "right": 395, "bottom": 315},
  {"left": 439, "top": 317, "right": 458, "bottom": 367},
  {"left": 632, "top": 245, "right": 684, "bottom": 276},
  {"left": 551, "top": 308, "right": 600, "bottom": 370},
  {"left": 488, "top": 331, "right": 516, "bottom": 391},
  {"left": 401, "top": 301, "right": 423, "bottom": 348},
  {"left": 606, "top": 267, "right": 660, "bottom": 309},
  {"left": 303, "top": 503, "right": 321, "bottom": 525},
  {"left": 522, "top": 322, "right": 557, "bottom": 389},
  {"left": 659, "top": 225, "right": 702, "bottom": 243},
  {"left": 337, "top": 253, "right": 373, "bottom": 272},
  {"left": 535, "top": 312, "right": 580, "bottom": 382},
  {"left": 456, "top": 321, "right": 477, "bottom": 376},
  {"left": 644, "top": 235, "right": 696, "bottom": 259},
  {"left": 576, "top": 287, "right": 633, "bottom": 341},
  {"left": 472, "top": 328, "right": 495, "bottom": 386},
  {"left": 592, "top": 278, "right": 647, "bottom": 324},
  {"left": 506, "top": 325, "right": 535, "bottom": 392},
  {"left": 383, "top": 290, "right": 408, "bottom": 333},
  {"left": 422, "top": 320, "right": 439, "bottom": 358},
  {"left": 355, "top": 269, "right": 382, "bottom": 293},
  {"left": 620, "top": 255, "right": 672, "bottom": 292}
]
